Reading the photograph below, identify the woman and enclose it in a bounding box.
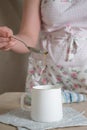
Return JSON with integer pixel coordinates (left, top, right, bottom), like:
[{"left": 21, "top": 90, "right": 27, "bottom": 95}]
[{"left": 0, "top": 0, "right": 87, "bottom": 103}]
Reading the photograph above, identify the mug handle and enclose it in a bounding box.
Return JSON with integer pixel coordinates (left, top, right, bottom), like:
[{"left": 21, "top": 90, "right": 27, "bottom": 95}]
[{"left": 20, "top": 93, "right": 31, "bottom": 111}]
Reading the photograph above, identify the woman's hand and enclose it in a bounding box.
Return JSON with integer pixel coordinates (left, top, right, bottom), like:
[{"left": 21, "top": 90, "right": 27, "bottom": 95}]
[
  {"left": 0, "top": 26, "right": 36, "bottom": 53},
  {"left": 0, "top": 0, "right": 41, "bottom": 53},
  {"left": 0, "top": 26, "right": 16, "bottom": 51}
]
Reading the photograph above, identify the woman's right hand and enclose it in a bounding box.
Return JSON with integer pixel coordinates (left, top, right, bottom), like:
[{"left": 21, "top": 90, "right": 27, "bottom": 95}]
[{"left": 0, "top": 26, "right": 16, "bottom": 51}]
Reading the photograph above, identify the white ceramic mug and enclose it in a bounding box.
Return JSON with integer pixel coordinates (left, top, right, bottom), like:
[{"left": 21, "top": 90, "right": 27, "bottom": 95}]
[{"left": 21, "top": 84, "right": 63, "bottom": 122}]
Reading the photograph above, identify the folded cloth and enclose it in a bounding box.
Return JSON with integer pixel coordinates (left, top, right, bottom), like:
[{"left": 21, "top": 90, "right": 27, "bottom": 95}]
[
  {"left": 62, "top": 90, "right": 87, "bottom": 103},
  {"left": 0, "top": 107, "right": 87, "bottom": 130}
]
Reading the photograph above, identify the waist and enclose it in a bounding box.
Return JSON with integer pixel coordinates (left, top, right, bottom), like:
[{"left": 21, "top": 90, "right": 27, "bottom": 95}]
[
  {"left": 42, "top": 26, "right": 87, "bottom": 42},
  {"left": 41, "top": 26, "right": 87, "bottom": 62}
]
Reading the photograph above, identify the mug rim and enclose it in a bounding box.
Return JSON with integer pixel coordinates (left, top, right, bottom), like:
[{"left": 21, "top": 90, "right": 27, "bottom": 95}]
[{"left": 32, "top": 84, "right": 61, "bottom": 90}]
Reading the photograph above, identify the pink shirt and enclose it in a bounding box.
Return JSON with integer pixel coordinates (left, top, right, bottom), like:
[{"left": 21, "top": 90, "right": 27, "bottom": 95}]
[{"left": 40, "top": 0, "right": 87, "bottom": 68}]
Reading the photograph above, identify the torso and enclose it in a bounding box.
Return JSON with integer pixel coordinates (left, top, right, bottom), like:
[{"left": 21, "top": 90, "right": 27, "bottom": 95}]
[
  {"left": 41, "top": 0, "right": 87, "bottom": 29},
  {"left": 40, "top": 0, "right": 87, "bottom": 68}
]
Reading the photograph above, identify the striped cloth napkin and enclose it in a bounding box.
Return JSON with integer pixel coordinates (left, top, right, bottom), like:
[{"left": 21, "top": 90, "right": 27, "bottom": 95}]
[{"left": 62, "top": 90, "right": 87, "bottom": 103}]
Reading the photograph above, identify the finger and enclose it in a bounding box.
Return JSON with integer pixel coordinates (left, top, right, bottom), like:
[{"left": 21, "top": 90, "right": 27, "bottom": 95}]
[
  {"left": 0, "top": 37, "right": 9, "bottom": 42},
  {"left": 0, "top": 42, "right": 8, "bottom": 48},
  {"left": 0, "top": 46, "right": 10, "bottom": 51},
  {"left": 3, "top": 40, "right": 17, "bottom": 51},
  {"left": 0, "top": 37, "right": 16, "bottom": 48},
  {"left": 0, "top": 26, "right": 13, "bottom": 37}
]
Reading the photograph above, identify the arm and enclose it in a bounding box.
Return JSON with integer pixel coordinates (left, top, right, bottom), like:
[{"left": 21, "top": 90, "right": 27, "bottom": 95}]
[{"left": 0, "top": 0, "right": 41, "bottom": 53}]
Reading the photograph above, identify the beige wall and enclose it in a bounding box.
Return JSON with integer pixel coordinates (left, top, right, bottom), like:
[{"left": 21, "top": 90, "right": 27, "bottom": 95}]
[{"left": 0, "top": 0, "right": 28, "bottom": 94}]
